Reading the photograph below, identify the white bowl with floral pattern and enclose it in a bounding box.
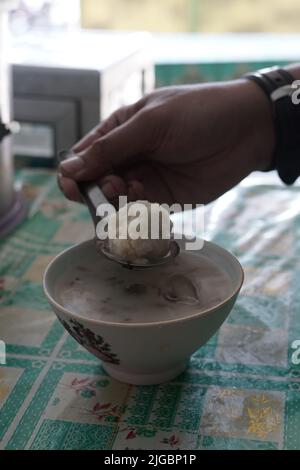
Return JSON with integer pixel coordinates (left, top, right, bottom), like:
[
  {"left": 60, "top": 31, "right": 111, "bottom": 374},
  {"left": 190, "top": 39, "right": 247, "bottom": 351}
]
[{"left": 43, "top": 238, "right": 243, "bottom": 385}]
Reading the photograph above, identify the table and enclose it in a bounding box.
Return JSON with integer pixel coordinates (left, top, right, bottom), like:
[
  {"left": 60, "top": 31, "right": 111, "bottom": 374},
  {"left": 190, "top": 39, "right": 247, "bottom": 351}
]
[{"left": 0, "top": 169, "right": 299, "bottom": 450}]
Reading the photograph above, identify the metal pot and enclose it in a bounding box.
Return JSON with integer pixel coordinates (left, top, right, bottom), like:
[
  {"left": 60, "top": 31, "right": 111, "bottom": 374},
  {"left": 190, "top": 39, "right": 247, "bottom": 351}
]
[{"left": 0, "top": 0, "right": 26, "bottom": 237}]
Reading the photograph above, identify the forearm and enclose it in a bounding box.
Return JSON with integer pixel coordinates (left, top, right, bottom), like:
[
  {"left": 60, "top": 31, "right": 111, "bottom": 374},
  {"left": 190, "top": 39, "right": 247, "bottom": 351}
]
[{"left": 231, "top": 77, "right": 275, "bottom": 172}]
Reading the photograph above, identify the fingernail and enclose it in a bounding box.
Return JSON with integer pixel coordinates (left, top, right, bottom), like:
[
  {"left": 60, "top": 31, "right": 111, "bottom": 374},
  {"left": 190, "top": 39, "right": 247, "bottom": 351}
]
[
  {"left": 101, "top": 181, "right": 116, "bottom": 199},
  {"left": 57, "top": 171, "right": 64, "bottom": 187},
  {"left": 60, "top": 156, "right": 84, "bottom": 175}
]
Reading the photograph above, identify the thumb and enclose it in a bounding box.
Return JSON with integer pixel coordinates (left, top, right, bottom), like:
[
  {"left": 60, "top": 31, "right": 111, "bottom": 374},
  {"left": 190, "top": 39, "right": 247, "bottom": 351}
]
[{"left": 60, "top": 110, "right": 152, "bottom": 181}]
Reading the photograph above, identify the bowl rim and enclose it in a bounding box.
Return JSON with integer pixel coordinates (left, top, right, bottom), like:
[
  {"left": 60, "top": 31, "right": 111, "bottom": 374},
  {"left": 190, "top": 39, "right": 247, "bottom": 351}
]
[{"left": 43, "top": 238, "right": 244, "bottom": 328}]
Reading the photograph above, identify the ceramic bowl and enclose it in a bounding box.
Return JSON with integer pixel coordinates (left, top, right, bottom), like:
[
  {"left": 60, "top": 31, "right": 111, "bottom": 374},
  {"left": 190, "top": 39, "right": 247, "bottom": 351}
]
[{"left": 43, "top": 238, "right": 243, "bottom": 385}]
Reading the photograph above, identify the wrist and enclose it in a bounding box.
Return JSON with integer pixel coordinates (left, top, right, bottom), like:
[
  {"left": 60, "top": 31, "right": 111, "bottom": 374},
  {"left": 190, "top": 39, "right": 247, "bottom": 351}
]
[{"left": 234, "top": 78, "right": 275, "bottom": 172}]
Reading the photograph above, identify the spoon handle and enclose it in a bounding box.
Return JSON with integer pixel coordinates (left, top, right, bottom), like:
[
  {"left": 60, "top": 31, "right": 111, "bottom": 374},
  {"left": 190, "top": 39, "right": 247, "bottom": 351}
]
[{"left": 58, "top": 149, "right": 109, "bottom": 226}]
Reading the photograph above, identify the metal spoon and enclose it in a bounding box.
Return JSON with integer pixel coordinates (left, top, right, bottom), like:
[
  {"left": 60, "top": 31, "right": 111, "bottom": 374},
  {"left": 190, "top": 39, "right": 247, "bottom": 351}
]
[{"left": 58, "top": 149, "right": 180, "bottom": 269}]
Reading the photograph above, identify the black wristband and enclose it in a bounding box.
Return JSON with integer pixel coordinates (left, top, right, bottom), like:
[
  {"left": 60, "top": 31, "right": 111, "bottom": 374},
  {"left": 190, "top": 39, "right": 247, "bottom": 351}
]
[
  {"left": 274, "top": 85, "right": 300, "bottom": 184},
  {"left": 244, "top": 66, "right": 300, "bottom": 183},
  {"left": 244, "top": 66, "right": 294, "bottom": 99}
]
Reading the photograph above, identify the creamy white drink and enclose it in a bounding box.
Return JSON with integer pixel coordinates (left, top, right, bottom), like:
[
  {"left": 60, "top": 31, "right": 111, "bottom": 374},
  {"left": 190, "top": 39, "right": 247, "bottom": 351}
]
[{"left": 58, "top": 251, "right": 232, "bottom": 324}]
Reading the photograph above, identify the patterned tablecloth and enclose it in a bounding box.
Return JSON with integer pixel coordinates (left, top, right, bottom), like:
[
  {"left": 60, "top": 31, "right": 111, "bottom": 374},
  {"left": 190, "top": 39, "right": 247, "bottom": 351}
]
[{"left": 0, "top": 169, "right": 300, "bottom": 450}]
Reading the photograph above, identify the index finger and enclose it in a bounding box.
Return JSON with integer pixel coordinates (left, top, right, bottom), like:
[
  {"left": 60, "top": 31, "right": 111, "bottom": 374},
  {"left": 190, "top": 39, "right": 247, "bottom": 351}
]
[{"left": 72, "top": 100, "right": 145, "bottom": 153}]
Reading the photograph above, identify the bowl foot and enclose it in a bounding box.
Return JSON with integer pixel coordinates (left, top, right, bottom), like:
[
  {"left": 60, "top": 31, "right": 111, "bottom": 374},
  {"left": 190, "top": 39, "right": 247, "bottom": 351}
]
[{"left": 102, "top": 361, "right": 188, "bottom": 385}]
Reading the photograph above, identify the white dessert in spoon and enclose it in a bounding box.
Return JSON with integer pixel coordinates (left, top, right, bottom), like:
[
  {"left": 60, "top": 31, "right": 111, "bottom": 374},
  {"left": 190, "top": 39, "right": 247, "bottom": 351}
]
[{"left": 105, "top": 201, "right": 173, "bottom": 263}]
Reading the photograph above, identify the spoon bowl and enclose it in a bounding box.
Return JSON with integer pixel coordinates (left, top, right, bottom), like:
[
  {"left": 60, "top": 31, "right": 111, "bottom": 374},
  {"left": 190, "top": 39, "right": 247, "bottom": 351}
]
[{"left": 98, "top": 239, "right": 181, "bottom": 269}]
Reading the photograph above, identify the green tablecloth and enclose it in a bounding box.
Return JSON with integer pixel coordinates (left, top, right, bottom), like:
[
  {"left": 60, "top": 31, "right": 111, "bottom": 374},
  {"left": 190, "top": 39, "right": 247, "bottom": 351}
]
[{"left": 0, "top": 169, "right": 300, "bottom": 450}]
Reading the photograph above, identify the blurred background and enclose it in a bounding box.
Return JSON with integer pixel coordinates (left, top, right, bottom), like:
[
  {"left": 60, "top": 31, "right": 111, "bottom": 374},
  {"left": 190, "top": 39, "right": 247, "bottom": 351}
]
[
  {"left": 10, "top": 0, "right": 300, "bottom": 33},
  {"left": 2, "top": 0, "right": 300, "bottom": 169}
]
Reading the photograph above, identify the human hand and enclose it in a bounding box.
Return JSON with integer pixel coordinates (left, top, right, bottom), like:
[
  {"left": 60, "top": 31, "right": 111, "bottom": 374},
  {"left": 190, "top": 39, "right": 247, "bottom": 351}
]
[{"left": 58, "top": 79, "right": 274, "bottom": 206}]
